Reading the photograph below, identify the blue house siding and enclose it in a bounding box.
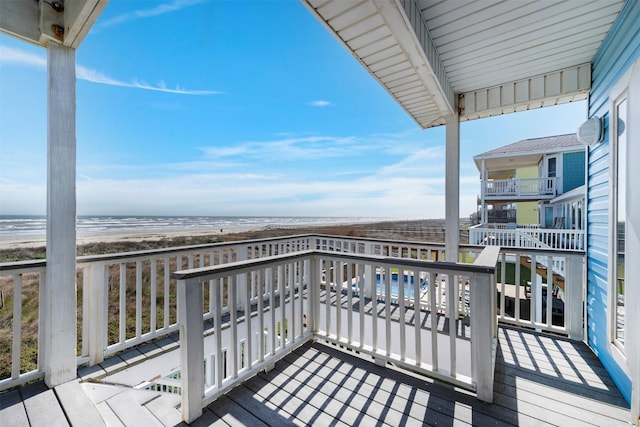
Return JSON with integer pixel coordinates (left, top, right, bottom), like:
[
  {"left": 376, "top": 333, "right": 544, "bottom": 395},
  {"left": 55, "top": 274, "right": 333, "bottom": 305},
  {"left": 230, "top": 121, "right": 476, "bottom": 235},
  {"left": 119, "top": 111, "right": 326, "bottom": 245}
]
[
  {"left": 562, "top": 151, "right": 585, "bottom": 193},
  {"left": 586, "top": 0, "right": 640, "bottom": 404}
]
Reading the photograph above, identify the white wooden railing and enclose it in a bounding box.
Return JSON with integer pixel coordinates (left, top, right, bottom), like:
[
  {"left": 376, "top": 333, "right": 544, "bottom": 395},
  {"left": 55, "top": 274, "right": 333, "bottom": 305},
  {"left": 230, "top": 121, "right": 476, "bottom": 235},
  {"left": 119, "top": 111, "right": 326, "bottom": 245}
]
[
  {"left": 0, "top": 260, "right": 47, "bottom": 390},
  {"left": 174, "top": 246, "right": 500, "bottom": 422},
  {"left": 483, "top": 177, "right": 556, "bottom": 197},
  {"left": 493, "top": 249, "right": 584, "bottom": 339},
  {"left": 469, "top": 224, "right": 585, "bottom": 251},
  {"left": 0, "top": 234, "right": 584, "bottom": 396}
]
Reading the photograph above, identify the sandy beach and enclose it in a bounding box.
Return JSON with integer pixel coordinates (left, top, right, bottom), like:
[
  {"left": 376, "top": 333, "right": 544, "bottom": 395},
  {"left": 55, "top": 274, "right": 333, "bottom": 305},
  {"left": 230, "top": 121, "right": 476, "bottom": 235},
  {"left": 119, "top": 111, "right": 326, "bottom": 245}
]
[
  {"left": 0, "top": 226, "right": 261, "bottom": 250},
  {"left": 0, "top": 219, "right": 454, "bottom": 262}
]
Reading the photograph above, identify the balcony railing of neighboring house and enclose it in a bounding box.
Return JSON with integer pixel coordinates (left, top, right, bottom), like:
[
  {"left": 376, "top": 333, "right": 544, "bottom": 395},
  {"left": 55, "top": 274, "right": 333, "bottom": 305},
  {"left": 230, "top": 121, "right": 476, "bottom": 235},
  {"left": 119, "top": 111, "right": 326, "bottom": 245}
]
[
  {"left": 486, "top": 208, "right": 517, "bottom": 223},
  {"left": 483, "top": 177, "right": 557, "bottom": 198},
  {"left": 468, "top": 223, "right": 585, "bottom": 251},
  {"left": 0, "top": 235, "right": 584, "bottom": 420}
]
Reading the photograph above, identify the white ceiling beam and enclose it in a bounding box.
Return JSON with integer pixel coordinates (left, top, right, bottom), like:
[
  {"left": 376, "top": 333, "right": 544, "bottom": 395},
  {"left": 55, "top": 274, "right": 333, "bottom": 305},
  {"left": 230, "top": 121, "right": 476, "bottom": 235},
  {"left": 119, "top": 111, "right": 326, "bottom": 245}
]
[
  {"left": 460, "top": 63, "right": 591, "bottom": 121},
  {"left": 393, "top": 0, "right": 454, "bottom": 117},
  {"left": 64, "top": 0, "right": 109, "bottom": 48},
  {"left": 0, "top": 0, "right": 40, "bottom": 46}
]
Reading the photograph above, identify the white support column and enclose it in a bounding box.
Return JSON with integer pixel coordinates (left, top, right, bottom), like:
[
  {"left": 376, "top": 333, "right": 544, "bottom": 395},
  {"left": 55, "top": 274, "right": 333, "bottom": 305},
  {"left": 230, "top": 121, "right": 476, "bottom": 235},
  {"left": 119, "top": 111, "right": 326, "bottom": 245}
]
[
  {"left": 43, "top": 42, "right": 77, "bottom": 387},
  {"left": 565, "top": 255, "right": 584, "bottom": 340},
  {"left": 178, "top": 278, "right": 204, "bottom": 423},
  {"left": 445, "top": 112, "right": 460, "bottom": 262},
  {"left": 480, "top": 159, "right": 486, "bottom": 225}
]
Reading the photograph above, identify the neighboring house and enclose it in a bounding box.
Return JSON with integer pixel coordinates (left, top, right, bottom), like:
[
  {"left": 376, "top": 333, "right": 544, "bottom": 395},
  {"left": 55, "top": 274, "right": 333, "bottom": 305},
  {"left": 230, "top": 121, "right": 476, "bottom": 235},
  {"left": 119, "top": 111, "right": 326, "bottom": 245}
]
[{"left": 469, "top": 134, "right": 586, "bottom": 250}]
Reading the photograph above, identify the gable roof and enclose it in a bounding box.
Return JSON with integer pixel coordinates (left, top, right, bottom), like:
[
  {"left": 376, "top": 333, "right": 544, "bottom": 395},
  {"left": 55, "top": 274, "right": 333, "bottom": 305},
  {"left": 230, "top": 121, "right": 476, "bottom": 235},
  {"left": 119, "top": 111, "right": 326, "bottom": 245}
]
[{"left": 473, "top": 134, "right": 583, "bottom": 172}]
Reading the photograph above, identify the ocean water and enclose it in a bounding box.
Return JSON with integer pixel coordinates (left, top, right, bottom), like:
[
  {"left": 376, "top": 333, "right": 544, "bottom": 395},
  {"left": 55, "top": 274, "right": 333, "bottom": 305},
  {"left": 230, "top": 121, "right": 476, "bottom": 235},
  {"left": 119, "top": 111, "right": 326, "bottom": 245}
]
[{"left": 0, "top": 215, "right": 380, "bottom": 239}]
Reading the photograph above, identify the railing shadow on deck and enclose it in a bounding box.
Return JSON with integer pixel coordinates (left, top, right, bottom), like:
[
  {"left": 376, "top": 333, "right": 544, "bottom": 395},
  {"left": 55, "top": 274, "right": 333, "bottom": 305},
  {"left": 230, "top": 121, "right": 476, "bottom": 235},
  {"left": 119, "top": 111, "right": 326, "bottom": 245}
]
[{"left": 496, "top": 326, "right": 629, "bottom": 407}]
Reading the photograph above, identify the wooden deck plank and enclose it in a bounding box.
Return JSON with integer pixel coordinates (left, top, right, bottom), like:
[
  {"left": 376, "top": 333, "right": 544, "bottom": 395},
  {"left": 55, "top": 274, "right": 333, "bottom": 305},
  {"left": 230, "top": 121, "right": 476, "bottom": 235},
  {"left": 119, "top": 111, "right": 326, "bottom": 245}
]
[
  {"left": 285, "top": 343, "right": 514, "bottom": 427},
  {"left": 498, "top": 329, "right": 618, "bottom": 382},
  {"left": 106, "top": 391, "right": 163, "bottom": 426},
  {"left": 144, "top": 394, "right": 186, "bottom": 427},
  {"left": 0, "top": 389, "right": 29, "bottom": 426},
  {"left": 189, "top": 408, "right": 230, "bottom": 427},
  {"left": 1, "top": 326, "right": 632, "bottom": 427},
  {"left": 54, "top": 380, "right": 106, "bottom": 426},
  {"left": 95, "top": 402, "right": 125, "bottom": 427},
  {"left": 206, "top": 394, "right": 269, "bottom": 427},
  {"left": 496, "top": 347, "right": 628, "bottom": 406},
  {"left": 493, "top": 377, "right": 629, "bottom": 426},
  {"left": 244, "top": 372, "right": 347, "bottom": 426},
  {"left": 20, "top": 381, "right": 69, "bottom": 427},
  {"left": 225, "top": 385, "right": 299, "bottom": 426}
]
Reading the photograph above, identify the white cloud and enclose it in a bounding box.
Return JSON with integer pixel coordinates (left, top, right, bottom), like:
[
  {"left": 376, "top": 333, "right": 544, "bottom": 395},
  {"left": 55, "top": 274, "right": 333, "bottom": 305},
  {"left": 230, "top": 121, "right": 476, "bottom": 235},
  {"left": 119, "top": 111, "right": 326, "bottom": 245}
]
[
  {"left": 0, "top": 46, "right": 220, "bottom": 95},
  {"left": 199, "top": 130, "right": 437, "bottom": 162},
  {"left": 76, "top": 65, "right": 222, "bottom": 95},
  {"left": 0, "top": 45, "right": 46, "bottom": 68},
  {"left": 309, "top": 100, "right": 331, "bottom": 107},
  {"left": 96, "top": 0, "right": 208, "bottom": 29},
  {"left": 200, "top": 135, "right": 359, "bottom": 161}
]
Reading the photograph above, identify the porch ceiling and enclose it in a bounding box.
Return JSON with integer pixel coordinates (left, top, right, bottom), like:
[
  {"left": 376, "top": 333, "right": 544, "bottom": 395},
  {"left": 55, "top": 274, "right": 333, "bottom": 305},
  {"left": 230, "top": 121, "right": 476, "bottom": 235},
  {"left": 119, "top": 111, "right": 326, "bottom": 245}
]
[
  {"left": 0, "top": 0, "right": 107, "bottom": 49},
  {"left": 303, "top": 0, "right": 625, "bottom": 128}
]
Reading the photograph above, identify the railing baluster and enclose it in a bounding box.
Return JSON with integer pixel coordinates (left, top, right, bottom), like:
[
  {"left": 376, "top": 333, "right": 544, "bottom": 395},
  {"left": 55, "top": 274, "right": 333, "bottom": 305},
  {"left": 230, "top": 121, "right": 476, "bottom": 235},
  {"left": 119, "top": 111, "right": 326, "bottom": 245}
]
[
  {"left": 429, "top": 272, "right": 438, "bottom": 371},
  {"left": 371, "top": 263, "right": 378, "bottom": 353},
  {"left": 385, "top": 265, "right": 391, "bottom": 357},
  {"left": 515, "top": 257, "right": 521, "bottom": 321},
  {"left": 346, "top": 262, "right": 353, "bottom": 345},
  {"left": 268, "top": 267, "right": 276, "bottom": 355},
  {"left": 229, "top": 274, "right": 238, "bottom": 379},
  {"left": 257, "top": 269, "right": 264, "bottom": 363},
  {"left": 290, "top": 262, "right": 296, "bottom": 342},
  {"left": 334, "top": 261, "right": 341, "bottom": 342},
  {"left": 150, "top": 258, "right": 157, "bottom": 333},
  {"left": 413, "top": 267, "right": 421, "bottom": 366},
  {"left": 240, "top": 273, "right": 251, "bottom": 369},
  {"left": 500, "top": 254, "right": 506, "bottom": 320},
  {"left": 214, "top": 278, "right": 222, "bottom": 388},
  {"left": 163, "top": 258, "right": 170, "bottom": 329},
  {"left": 399, "top": 268, "right": 406, "bottom": 362},
  {"left": 81, "top": 266, "right": 90, "bottom": 358},
  {"left": 11, "top": 274, "right": 22, "bottom": 379},
  {"left": 278, "top": 264, "right": 285, "bottom": 348},
  {"left": 357, "top": 263, "right": 365, "bottom": 349},
  {"left": 447, "top": 273, "right": 456, "bottom": 377},
  {"left": 136, "top": 260, "right": 142, "bottom": 338},
  {"left": 324, "top": 261, "right": 331, "bottom": 339},
  {"left": 119, "top": 263, "right": 126, "bottom": 344}
]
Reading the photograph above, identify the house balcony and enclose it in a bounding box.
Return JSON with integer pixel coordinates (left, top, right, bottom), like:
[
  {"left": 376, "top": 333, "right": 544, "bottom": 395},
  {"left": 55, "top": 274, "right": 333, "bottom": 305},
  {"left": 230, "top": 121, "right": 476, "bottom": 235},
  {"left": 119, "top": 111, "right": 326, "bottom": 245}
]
[
  {"left": 0, "top": 235, "right": 630, "bottom": 425},
  {"left": 469, "top": 223, "right": 585, "bottom": 251},
  {"left": 483, "top": 177, "right": 557, "bottom": 201}
]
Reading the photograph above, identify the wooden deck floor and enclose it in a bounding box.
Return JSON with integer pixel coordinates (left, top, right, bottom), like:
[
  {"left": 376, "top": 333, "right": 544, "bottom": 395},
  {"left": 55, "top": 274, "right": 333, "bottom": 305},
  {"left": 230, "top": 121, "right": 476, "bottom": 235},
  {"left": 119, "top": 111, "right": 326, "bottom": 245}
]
[{"left": 0, "top": 326, "right": 631, "bottom": 426}]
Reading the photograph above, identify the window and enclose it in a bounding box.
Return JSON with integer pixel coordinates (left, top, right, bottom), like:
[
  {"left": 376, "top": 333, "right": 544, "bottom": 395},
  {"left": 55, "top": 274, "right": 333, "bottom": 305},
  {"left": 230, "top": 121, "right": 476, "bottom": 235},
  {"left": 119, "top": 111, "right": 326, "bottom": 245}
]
[
  {"left": 614, "top": 97, "right": 627, "bottom": 347},
  {"left": 547, "top": 157, "right": 557, "bottom": 178}
]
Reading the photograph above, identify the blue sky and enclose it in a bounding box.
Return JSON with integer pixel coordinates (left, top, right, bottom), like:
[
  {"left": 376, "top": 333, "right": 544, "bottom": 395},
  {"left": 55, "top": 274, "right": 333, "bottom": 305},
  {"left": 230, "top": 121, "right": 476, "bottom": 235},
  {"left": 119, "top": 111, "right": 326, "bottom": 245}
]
[{"left": 0, "top": 0, "right": 587, "bottom": 219}]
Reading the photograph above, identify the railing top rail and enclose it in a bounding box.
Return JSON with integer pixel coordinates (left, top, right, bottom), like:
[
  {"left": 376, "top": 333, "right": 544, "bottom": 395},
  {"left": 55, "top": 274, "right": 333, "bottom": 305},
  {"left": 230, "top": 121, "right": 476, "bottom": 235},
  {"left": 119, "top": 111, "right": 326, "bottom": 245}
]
[
  {"left": 0, "top": 233, "right": 583, "bottom": 272},
  {"left": 172, "top": 248, "right": 498, "bottom": 282},
  {"left": 0, "top": 259, "right": 47, "bottom": 272},
  {"left": 72, "top": 234, "right": 314, "bottom": 265}
]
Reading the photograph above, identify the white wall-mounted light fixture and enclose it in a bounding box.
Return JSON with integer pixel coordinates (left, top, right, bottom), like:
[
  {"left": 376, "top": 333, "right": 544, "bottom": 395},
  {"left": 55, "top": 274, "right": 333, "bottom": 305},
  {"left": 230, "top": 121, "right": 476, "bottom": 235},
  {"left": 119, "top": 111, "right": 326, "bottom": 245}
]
[{"left": 577, "top": 116, "right": 603, "bottom": 146}]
